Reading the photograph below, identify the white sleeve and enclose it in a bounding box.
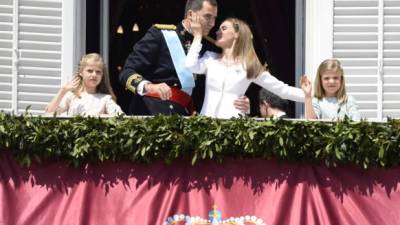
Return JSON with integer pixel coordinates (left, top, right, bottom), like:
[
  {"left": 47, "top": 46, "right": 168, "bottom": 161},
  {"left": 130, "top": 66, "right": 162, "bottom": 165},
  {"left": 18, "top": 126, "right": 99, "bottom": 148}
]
[
  {"left": 185, "top": 40, "right": 208, "bottom": 74},
  {"left": 254, "top": 71, "right": 305, "bottom": 102},
  {"left": 56, "top": 91, "right": 73, "bottom": 114},
  {"left": 136, "top": 80, "right": 151, "bottom": 96},
  {"left": 312, "top": 97, "right": 322, "bottom": 119},
  {"left": 104, "top": 95, "right": 125, "bottom": 116},
  {"left": 346, "top": 95, "right": 361, "bottom": 120}
]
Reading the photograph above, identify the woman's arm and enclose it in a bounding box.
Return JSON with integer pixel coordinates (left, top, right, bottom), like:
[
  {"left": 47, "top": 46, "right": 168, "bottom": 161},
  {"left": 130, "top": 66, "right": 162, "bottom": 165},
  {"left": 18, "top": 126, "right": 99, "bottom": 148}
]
[
  {"left": 184, "top": 16, "right": 208, "bottom": 74},
  {"left": 185, "top": 39, "right": 208, "bottom": 74},
  {"left": 254, "top": 71, "right": 305, "bottom": 103}
]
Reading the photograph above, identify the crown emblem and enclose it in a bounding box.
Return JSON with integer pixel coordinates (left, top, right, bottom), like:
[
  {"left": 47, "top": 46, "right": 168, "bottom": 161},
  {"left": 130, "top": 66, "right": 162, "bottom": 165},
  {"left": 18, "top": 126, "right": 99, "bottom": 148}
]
[{"left": 163, "top": 206, "right": 266, "bottom": 225}]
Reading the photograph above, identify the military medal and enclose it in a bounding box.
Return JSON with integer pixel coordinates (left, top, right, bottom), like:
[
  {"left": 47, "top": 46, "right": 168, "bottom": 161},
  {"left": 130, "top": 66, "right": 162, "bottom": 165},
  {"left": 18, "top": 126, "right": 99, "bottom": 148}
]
[{"left": 184, "top": 40, "right": 192, "bottom": 50}]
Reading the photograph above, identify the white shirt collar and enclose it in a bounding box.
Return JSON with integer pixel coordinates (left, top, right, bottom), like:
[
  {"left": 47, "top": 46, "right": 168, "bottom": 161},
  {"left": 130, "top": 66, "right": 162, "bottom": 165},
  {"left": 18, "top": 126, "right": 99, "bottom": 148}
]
[{"left": 272, "top": 111, "right": 287, "bottom": 119}]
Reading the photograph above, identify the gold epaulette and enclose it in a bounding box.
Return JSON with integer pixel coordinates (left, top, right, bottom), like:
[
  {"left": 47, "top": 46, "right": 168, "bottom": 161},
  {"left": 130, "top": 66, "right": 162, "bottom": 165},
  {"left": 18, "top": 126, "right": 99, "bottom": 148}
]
[
  {"left": 153, "top": 24, "right": 176, "bottom": 30},
  {"left": 126, "top": 73, "right": 143, "bottom": 94},
  {"left": 203, "top": 35, "right": 216, "bottom": 45}
]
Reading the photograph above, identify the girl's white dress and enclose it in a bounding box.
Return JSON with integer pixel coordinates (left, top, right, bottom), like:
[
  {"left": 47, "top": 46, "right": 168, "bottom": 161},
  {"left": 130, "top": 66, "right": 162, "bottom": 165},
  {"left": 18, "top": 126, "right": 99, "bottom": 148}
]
[
  {"left": 185, "top": 41, "right": 304, "bottom": 118},
  {"left": 55, "top": 91, "right": 124, "bottom": 116},
  {"left": 312, "top": 96, "right": 360, "bottom": 120}
]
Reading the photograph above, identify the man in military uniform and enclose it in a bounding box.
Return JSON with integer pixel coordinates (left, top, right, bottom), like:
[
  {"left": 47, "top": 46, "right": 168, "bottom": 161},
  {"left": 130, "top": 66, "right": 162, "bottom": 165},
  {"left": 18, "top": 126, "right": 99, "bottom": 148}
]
[{"left": 119, "top": 0, "right": 249, "bottom": 115}]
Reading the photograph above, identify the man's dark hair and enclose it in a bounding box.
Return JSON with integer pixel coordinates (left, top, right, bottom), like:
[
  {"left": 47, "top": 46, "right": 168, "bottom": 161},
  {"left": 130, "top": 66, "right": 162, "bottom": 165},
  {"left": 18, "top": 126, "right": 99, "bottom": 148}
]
[
  {"left": 184, "top": 0, "right": 218, "bottom": 15},
  {"left": 259, "top": 89, "right": 289, "bottom": 113}
]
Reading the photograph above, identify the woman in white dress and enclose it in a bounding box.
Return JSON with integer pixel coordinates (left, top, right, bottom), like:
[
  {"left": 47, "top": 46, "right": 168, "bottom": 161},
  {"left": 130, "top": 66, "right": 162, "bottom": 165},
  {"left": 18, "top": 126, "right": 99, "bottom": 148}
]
[
  {"left": 46, "top": 53, "right": 124, "bottom": 116},
  {"left": 185, "top": 17, "right": 306, "bottom": 118}
]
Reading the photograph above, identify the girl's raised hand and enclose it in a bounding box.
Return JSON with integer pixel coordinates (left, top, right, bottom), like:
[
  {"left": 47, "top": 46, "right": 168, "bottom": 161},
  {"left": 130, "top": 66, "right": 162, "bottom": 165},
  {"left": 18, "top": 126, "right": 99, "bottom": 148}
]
[
  {"left": 300, "top": 75, "right": 312, "bottom": 98},
  {"left": 62, "top": 77, "right": 81, "bottom": 92}
]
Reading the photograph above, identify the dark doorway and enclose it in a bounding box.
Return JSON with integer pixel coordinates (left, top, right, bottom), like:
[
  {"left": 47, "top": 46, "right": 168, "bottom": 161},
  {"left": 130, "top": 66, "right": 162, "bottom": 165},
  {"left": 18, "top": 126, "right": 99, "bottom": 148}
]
[
  {"left": 86, "top": 0, "right": 101, "bottom": 53},
  {"left": 107, "top": 0, "right": 296, "bottom": 116}
]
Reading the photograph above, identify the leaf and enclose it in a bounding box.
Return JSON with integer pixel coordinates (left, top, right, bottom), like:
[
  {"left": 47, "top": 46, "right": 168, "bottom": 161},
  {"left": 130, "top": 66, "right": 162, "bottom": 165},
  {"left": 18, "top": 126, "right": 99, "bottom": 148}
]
[
  {"left": 191, "top": 154, "right": 198, "bottom": 165},
  {"left": 208, "top": 150, "right": 213, "bottom": 159},
  {"left": 378, "top": 146, "right": 385, "bottom": 159},
  {"left": 335, "top": 148, "right": 343, "bottom": 160}
]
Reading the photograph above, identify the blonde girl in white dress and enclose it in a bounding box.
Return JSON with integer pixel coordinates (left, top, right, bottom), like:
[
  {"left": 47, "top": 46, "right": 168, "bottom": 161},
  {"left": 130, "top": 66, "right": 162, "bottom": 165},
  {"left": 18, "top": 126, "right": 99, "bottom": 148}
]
[
  {"left": 301, "top": 58, "right": 360, "bottom": 120},
  {"left": 46, "top": 53, "right": 123, "bottom": 116}
]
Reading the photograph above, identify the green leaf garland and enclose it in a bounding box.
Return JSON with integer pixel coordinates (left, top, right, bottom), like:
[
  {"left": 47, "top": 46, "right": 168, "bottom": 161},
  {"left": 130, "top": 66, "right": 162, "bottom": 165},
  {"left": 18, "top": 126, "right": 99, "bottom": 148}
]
[{"left": 0, "top": 112, "right": 399, "bottom": 169}]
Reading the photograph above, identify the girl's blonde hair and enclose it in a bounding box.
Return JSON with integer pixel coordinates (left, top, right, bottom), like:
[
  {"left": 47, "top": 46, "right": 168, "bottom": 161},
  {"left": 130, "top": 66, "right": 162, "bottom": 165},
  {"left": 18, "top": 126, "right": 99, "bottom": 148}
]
[
  {"left": 73, "top": 53, "right": 117, "bottom": 101},
  {"left": 314, "top": 58, "right": 347, "bottom": 103},
  {"left": 226, "top": 17, "right": 265, "bottom": 79}
]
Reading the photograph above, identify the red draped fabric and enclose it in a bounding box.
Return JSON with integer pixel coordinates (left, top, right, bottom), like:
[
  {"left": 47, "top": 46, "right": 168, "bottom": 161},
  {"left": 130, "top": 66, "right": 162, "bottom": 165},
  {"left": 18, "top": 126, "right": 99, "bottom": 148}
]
[{"left": 1, "top": 151, "right": 400, "bottom": 225}]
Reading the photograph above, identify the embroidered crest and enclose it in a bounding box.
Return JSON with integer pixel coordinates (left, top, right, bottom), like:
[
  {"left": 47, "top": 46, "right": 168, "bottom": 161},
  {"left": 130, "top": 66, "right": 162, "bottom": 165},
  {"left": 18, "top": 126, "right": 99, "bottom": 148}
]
[
  {"left": 184, "top": 40, "right": 192, "bottom": 50},
  {"left": 125, "top": 73, "right": 143, "bottom": 94},
  {"left": 163, "top": 206, "right": 266, "bottom": 225}
]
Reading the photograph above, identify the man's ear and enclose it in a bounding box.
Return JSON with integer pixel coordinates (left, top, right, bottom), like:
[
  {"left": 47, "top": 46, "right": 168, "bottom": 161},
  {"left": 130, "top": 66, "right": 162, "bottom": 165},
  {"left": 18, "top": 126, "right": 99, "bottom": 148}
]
[
  {"left": 187, "top": 10, "right": 194, "bottom": 20},
  {"left": 259, "top": 101, "right": 267, "bottom": 111},
  {"left": 262, "top": 100, "right": 270, "bottom": 108}
]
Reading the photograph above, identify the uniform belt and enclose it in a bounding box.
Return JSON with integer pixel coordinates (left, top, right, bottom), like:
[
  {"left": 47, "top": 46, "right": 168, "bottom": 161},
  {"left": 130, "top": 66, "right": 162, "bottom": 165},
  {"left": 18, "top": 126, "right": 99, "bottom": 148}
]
[{"left": 145, "top": 87, "right": 193, "bottom": 114}]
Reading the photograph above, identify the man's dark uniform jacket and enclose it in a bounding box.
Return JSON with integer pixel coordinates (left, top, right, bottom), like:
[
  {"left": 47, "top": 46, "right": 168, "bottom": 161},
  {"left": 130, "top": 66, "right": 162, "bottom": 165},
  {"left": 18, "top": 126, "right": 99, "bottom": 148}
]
[{"left": 119, "top": 23, "right": 220, "bottom": 115}]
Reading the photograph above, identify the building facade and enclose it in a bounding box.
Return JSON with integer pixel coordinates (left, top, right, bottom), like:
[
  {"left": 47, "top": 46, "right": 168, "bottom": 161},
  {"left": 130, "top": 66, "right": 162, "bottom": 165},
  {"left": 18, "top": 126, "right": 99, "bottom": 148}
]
[{"left": 1, "top": 0, "right": 399, "bottom": 120}]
